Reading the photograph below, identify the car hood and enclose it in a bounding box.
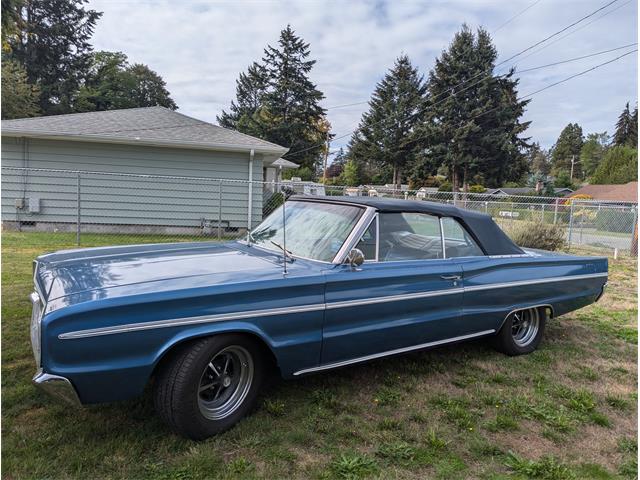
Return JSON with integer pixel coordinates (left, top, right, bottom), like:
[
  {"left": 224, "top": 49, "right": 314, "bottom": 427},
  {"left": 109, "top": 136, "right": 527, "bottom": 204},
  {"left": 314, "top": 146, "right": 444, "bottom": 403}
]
[{"left": 35, "top": 242, "right": 305, "bottom": 302}]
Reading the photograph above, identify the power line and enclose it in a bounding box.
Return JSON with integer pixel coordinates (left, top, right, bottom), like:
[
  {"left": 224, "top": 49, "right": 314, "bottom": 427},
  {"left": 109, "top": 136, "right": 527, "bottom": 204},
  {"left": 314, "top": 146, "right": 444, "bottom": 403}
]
[
  {"left": 323, "top": 42, "right": 637, "bottom": 112},
  {"left": 288, "top": 44, "right": 637, "bottom": 157},
  {"left": 492, "top": 0, "right": 544, "bottom": 34},
  {"left": 496, "top": 0, "right": 620, "bottom": 67},
  {"left": 322, "top": 0, "right": 625, "bottom": 114},
  {"left": 393, "top": 49, "right": 638, "bottom": 150},
  {"left": 515, "top": 0, "right": 634, "bottom": 64}
]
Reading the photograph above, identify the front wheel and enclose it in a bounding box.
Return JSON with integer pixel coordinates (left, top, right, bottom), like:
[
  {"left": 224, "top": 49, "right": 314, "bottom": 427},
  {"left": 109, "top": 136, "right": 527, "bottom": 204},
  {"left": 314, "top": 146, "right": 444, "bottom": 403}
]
[
  {"left": 154, "top": 334, "right": 264, "bottom": 440},
  {"left": 492, "top": 307, "right": 547, "bottom": 356}
]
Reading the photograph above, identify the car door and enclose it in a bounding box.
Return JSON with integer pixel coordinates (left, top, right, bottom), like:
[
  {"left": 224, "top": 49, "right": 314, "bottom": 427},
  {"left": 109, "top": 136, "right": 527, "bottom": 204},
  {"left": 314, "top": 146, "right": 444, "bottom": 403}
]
[{"left": 320, "top": 211, "right": 467, "bottom": 365}]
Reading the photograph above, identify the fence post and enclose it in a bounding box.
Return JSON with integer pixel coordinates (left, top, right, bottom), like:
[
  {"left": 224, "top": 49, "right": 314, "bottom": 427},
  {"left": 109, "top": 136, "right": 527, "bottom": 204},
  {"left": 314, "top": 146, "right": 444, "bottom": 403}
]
[
  {"left": 76, "top": 171, "right": 81, "bottom": 246},
  {"left": 218, "top": 179, "right": 222, "bottom": 241},
  {"left": 484, "top": 201, "right": 488, "bottom": 214},
  {"left": 568, "top": 201, "right": 575, "bottom": 250},
  {"left": 631, "top": 207, "right": 638, "bottom": 257},
  {"left": 541, "top": 204, "right": 545, "bottom": 223},
  {"left": 553, "top": 200, "right": 558, "bottom": 224}
]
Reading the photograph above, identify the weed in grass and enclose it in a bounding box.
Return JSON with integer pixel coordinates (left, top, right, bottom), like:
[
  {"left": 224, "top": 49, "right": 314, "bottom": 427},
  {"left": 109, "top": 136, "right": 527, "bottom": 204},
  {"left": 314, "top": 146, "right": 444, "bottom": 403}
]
[
  {"left": 574, "top": 463, "right": 615, "bottom": 480},
  {"left": 431, "top": 396, "right": 477, "bottom": 430},
  {"left": 377, "top": 418, "right": 403, "bottom": 431},
  {"left": 263, "top": 399, "right": 286, "bottom": 417},
  {"left": 227, "top": 457, "right": 253, "bottom": 475},
  {"left": 618, "top": 458, "right": 638, "bottom": 479},
  {"left": 485, "top": 413, "right": 519, "bottom": 432},
  {"left": 311, "top": 389, "right": 340, "bottom": 410},
  {"left": 568, "top": 366, "right": 599, "bottom": 382},
  {"left": 329, "top": 453, "right": 378, "bottom": 479},
  {"left": 468, "top": 437, "right": 503, "bottom": 459},
  {"left": 376, "top": 441, "right": 415, "bottom": 465},
  {"left": 588, "top": 411, "right": 612, "bottom": 427},
  {"left": 617, "top": 437, "right": 638, "bottom": 454},
  {"left": 605, "top": 394, "right": 631, "bottom": 411},
  {"left": 425, "top": 429, "right": 448, "bottom": 451},
  {"left": 373, "top": 386, "right": 401, "bottom": 407},
  {"left": 505, "top": 452, "right": 576, "bottom": 480},
  {"left": 434, "top": 454, "right": 467, "bottom": 479},
  {"left": 525, "top": 403, "right": 574, "bottom": 434},
  {"left": 408, "top": 411, "right": 428, "bottom": 424},
  {"left": 489, "top": 372, "right": 516, "bottom": 386}
]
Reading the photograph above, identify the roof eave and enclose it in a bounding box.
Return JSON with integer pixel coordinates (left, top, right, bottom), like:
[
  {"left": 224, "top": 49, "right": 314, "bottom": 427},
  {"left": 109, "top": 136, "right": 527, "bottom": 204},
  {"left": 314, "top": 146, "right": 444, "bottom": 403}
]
[{"left": 1, "top": 130, "right": 289, "bottom": 161}]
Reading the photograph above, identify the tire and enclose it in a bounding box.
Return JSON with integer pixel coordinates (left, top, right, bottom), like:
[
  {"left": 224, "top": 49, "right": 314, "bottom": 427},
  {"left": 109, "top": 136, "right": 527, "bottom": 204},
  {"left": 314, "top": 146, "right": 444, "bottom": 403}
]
[
  {"left": 154, "top": 334, "right": 264, "bottom": 440},
  {"left": 492, "top": 307, "right": 547, "bottom": 356}
]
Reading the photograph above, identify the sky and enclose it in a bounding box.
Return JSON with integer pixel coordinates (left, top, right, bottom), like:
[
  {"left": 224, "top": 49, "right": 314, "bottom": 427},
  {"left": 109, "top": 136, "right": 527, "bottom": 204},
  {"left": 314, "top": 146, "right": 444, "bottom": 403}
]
[{"left": 87, "top": 0, "right": 638, "bottom": 155}]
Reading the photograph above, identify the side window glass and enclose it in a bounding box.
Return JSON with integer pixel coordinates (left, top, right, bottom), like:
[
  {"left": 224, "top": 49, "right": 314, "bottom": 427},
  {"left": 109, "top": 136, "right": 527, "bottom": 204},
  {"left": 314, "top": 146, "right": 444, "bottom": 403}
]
[
  {"left": 355, "top": 217, "right": 377, "bottom": 261},
  {"left": 378, "top": 213, "right": 443, "bottom": 261},
  {"left": 441, "top": 217, "right": 484, "bottom": 257}
]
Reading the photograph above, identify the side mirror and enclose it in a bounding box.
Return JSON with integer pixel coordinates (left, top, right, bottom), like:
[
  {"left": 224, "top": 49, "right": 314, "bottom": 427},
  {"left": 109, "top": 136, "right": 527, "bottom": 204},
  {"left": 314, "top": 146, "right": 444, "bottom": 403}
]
[{"left": 346, "top": 248, "right": 365, "bottom": 269}]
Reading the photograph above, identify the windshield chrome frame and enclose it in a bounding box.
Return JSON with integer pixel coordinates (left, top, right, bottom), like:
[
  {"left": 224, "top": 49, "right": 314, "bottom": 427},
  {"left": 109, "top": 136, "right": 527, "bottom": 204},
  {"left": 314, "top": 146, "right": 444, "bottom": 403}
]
[
  {"left": 244, "top": 200, "right": 375, "bottom": 265},
  {"left": 332, "top": 206, "right": 378, "bottom": 265}
]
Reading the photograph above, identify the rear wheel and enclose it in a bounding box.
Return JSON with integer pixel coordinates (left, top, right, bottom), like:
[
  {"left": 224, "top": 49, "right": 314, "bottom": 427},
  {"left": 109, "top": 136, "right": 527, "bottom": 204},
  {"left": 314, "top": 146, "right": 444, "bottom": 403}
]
[
  {"left": 154, "top": 334, "right": 264, "bottom": 440},
  {"left": 492, "top": 307, "right": 547, "bottom": 356}
]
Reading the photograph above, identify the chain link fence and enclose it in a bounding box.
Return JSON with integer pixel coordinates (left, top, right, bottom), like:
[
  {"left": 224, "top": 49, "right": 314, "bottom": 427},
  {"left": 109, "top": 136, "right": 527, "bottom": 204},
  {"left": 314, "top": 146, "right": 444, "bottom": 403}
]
[{"left": 2, "top": 167, "right": 637, "bottom": 256}]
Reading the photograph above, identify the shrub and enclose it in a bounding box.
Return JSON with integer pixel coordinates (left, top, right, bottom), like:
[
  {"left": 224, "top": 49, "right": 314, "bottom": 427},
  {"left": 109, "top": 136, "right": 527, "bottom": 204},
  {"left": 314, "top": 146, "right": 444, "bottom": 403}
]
[
  {"left": 469, "top": 184, "right": 486, "bottom": 193},
  {"left": 438, "top": 181, "right": 453, "bottom": 192},
  {"left": 506, "top": 222, "right": 566, "bottom": 251}
]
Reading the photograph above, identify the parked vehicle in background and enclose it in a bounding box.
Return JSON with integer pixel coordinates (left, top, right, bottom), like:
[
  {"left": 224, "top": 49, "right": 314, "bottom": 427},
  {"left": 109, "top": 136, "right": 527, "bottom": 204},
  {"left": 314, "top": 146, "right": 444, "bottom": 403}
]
[{"left": 30, "top": 197, "right": 608, "bottom": 439}]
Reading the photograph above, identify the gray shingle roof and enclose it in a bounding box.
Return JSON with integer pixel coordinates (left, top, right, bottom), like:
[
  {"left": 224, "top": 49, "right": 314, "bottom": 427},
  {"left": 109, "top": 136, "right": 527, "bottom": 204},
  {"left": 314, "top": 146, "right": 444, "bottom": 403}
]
[{"left": 1, "top": 106, "right": 288, "bottom": 156}]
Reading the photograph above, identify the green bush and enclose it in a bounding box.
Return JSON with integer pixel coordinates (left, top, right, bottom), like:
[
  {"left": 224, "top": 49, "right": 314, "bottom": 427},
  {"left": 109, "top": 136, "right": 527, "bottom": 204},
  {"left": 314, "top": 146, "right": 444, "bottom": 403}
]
[
  {"left": 595, "top": 209, "right": 636, "bottom": 233},
  {"left": 469, "top": 184, "right": 486, "bottom": 193},
  {"left": 591, "top": 146, "right": 637, "bottom": 184},
  {"left": 438, "top": 181, "right": 453, "bottom": 192},
  {"left": 506, "top": 222, "right": 566, "bottom": 251}
]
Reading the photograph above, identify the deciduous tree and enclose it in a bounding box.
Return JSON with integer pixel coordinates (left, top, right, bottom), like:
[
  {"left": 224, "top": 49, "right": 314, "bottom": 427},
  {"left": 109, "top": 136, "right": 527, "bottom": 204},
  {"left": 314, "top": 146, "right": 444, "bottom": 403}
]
[{"left": 1, "top": 58, "right": 40, "bottom": 119}]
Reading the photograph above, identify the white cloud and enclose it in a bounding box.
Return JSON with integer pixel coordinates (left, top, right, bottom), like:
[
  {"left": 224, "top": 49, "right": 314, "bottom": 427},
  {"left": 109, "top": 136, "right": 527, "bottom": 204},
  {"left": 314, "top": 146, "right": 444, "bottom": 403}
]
[{"left": 88, "top": 0, "right": 638, "bottom": 150}]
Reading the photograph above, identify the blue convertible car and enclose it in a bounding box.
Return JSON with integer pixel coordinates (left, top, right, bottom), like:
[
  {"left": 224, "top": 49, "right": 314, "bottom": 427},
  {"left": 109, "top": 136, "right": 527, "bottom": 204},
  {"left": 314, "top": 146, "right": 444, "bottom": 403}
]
[{"left": 30, "top": 196, "right": 608, "bottom": 439}]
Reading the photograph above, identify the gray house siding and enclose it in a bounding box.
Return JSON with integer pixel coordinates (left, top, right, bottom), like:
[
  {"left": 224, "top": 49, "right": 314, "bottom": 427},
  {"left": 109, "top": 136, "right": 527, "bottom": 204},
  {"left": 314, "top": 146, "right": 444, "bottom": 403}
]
[{"left": 2, "top": 137, "right": 264, "bottom": 232}]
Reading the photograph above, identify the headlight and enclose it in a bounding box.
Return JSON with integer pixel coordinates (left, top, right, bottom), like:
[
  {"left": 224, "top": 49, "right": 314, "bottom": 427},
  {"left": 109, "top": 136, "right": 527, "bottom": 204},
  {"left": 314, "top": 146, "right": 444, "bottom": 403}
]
[{"left": 29, "top": 292, "right": 43, "bottom": 366}]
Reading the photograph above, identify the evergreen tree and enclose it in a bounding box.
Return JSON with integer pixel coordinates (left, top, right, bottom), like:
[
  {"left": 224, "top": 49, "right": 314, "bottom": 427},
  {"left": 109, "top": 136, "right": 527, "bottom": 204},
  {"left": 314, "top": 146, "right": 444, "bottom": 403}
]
[
  {"left": 580, "top": 132, "right": 609, "bottom": 178},
  {"left": 75, "top": 51, "right": 177, "bottom": 112},
  {"left": 551, "top": 123, "right": 584, "bottom": 179},
  {"left": 326, "top": 147, "right": 346, "bottom": 178},
  {"left": 1, "top": 58, "right": 40, "bottom": 119},
  {"left": 592, "top": 145, "right": 638, "bottom": 184},
  {"left": 218, "top": 26, "right": 327, "bottom": 173},
  {"left": 528, "top": 142, "right": 550, "bottom": 175},
  {"left": 217, "top": 62, "right": 268, "bottom": 134},
  {"left": 261, "top": 25, "right": 326, "bottom": 171},
  {"left": 415, "top": 25, "right": 530, "bottom": 190},
  {"left": 348, "top": 54, "right": 427, "bottom": 187},
  {"left": 7, "top": 0, "right": 102, "bottom": 115},
  {"left": 613, "top": 102, "right": 635, "bottom": 146}
]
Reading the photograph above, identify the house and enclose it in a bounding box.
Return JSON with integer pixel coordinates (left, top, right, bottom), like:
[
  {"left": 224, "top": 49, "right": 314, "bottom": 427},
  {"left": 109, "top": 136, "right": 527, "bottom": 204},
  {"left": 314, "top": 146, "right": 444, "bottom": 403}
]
[
  {"left": 1, "top": 107, "right": 288, "bottom": 233},
  {"left": 486, "top": 187, "right": 573, "bottom": 197},
  {"left": 570, "top": 182, "right": 638, "bottom": 203}
]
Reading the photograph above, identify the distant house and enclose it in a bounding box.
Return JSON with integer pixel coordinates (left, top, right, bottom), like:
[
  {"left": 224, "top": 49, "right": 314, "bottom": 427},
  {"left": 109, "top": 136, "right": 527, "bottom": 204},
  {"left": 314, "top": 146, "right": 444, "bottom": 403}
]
[
  {"left": 1, "top": 107, "right": 288, "bottom": 233},
  {"left": 570, "top": 182, "right": 638, "bottom": 203},
  {"left": 485, "top": 187, "right": 573, "bottom": 197}
]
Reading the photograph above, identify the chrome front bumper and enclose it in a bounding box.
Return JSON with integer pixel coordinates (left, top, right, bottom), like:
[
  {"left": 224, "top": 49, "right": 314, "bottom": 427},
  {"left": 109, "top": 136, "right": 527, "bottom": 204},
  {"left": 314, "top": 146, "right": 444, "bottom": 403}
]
[{"left": 32, "top": 369, "right": 82, "bottom": 407}]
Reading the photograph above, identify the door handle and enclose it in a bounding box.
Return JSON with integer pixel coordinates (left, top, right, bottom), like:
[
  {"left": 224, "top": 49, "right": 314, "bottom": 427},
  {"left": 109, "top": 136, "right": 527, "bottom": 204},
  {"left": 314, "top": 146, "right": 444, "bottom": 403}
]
[{"left": 440, "top": 274, "right": 462, "bottom": 281}]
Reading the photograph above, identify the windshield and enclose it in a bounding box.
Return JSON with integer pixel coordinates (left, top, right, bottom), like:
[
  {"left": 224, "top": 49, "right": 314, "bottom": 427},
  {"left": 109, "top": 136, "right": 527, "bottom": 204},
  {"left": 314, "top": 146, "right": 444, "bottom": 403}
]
[{"left": 249, "top": 201, "right": 364, "bottom": 262}]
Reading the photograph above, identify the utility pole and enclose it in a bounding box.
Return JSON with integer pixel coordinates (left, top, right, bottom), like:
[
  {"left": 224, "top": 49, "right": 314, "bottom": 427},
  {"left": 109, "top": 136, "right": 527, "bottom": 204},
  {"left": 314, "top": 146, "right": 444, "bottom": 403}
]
[
  {"left": 322, "top": 130, "right": 330, "bottom": 183},
  {"left": 570, "top": 155, "right": 575, "bottom": 182}
]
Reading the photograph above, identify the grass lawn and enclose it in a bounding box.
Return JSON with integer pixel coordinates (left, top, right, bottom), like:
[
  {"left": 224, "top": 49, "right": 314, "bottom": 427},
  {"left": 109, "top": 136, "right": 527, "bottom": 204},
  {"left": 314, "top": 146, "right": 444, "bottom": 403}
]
[{"left": 2, "top": 233, "right": 637, "bottom": 479}]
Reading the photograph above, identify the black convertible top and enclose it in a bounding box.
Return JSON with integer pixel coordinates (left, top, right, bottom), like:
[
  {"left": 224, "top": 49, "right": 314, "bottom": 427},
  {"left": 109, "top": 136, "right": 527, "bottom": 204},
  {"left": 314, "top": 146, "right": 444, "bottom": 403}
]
[{"left": 290, "top": 195, "right": 524, "bottom": 256}]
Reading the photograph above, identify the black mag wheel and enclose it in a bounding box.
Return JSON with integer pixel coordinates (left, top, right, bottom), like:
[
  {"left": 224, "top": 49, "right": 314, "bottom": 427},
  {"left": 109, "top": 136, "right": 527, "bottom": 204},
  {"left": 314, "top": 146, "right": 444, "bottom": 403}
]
[
  {"left": 154, "top": 334, "right": 264, "bottom": 440},
  {"left": 492, "top": 307, "right": 547, "bottom": 356}
]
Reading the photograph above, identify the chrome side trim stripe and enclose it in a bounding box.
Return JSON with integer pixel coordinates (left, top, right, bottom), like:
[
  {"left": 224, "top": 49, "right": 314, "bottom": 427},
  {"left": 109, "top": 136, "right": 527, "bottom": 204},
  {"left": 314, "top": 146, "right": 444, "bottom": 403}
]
[
  {"left": 58, "top": 303, "right": 326, "bottom": 339},
  {"left": 463, "top": 272, "right": 608, "bottom": 293},
  {"left": 326, "top": 287, "right": 464, "bottom": 310},
  {"left": 58, "top": 272, "right": 608, "bottom": 340},
  {"left": 293, "top": 329, "right": 496, "bottom": 376}
]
